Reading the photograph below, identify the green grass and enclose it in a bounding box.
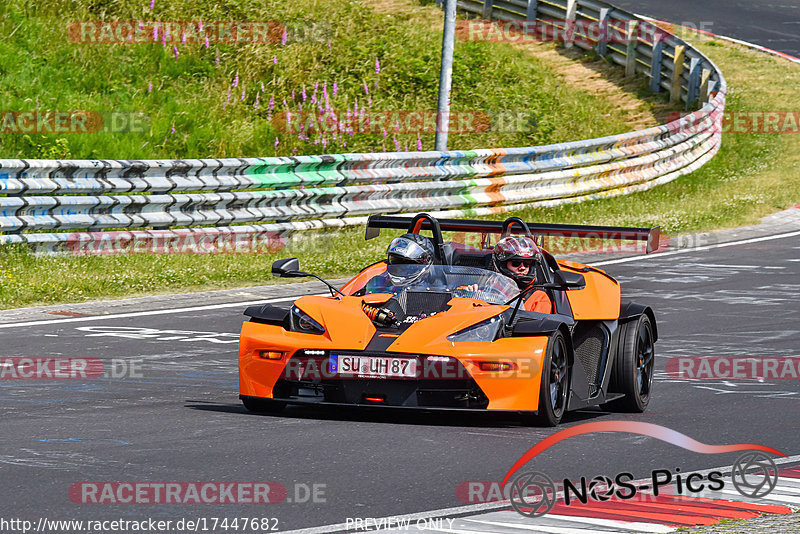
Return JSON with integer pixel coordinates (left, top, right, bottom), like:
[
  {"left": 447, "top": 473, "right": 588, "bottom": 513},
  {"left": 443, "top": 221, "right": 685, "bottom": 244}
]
[
  {"left": 2, "top": 6, "right": 800, "bottom": 309},
  {"left": 0, "top": 0, "right": 641, "bottom": 159}
]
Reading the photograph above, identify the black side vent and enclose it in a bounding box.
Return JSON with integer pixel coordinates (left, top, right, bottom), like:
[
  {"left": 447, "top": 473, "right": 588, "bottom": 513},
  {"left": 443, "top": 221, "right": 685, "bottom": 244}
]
[{"left": 573, "top": 326, "right": 606, "bottom": 396}]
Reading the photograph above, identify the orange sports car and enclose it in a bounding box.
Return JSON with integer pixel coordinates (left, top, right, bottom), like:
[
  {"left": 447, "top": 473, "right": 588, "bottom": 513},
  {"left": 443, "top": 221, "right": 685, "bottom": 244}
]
[{"left": 239, "top": 214, "right": 659, "bottom": 425}]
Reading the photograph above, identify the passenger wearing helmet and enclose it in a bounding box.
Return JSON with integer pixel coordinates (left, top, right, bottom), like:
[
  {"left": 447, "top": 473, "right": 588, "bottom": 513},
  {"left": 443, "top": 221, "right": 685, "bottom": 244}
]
[{"left": 492, "top": 236, "right": 553, "bottom": 313}]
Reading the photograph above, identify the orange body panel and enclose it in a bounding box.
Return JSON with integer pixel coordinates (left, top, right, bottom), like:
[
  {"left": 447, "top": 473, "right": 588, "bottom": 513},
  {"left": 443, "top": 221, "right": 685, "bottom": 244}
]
[
  {"left": 341, "top": 262, "right": 387, "bottom": 295},
  {"left": 558, "top": 260, "right": 621, "bottom": 320},
  {"left": 238, "top": 295, "right": 550, "bottom": 411}
]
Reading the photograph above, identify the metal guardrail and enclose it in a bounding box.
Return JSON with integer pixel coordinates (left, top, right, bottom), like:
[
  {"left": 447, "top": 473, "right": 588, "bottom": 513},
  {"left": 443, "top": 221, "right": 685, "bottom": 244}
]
[{"left": 0, "top": 0, "right": 726, "bottom": 252}]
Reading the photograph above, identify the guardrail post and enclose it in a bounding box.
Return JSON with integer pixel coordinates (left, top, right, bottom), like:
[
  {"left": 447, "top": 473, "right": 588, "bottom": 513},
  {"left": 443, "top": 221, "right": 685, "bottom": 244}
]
[
  {"left": 482, "top": 0, "right": 494, "bottom": 20},
  {"left": 564, "top": 0, "right": 577, "bottom": 49},
  {"left": 685, "top": 57, "right": 701, "bottom": 109},
  {"left": 596, "top": 8, "right": 609, "bottom": 57},
  {"left": 527, "top": 0, "right": 538, "bottom": 22},
  {"left": 625, "top": 21, "right": 638, "bottom": 77},
  {"left": 435, "top": 0, "right": 457, "bottom": 151},
  {"left": 671, "top": 44, "right": 686, "bottom": 104},
  {"left": 699, "top": 68, "right": 712, "bottom": 102},
  {"left": 649, "top": 40, "right": 663, "bottom": 92}
]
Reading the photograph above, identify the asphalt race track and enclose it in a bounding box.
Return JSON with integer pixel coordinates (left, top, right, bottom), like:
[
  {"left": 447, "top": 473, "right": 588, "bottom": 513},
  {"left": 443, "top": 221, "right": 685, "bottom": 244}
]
[
  {"left": 612, "top": 0, "right": 800, "bottom": 57},
  {"left": 1, "top": 232, "right": 799, "bottom": 531}
]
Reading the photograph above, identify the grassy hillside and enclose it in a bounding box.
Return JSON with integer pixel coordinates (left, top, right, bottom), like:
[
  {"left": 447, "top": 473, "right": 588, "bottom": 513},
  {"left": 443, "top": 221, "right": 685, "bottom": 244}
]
[
  {"left": 2, "top": 4, "right": 799, "bottom": 308},
  {"left": 0, "top": 0, "right": 650, "bottom": 160}
]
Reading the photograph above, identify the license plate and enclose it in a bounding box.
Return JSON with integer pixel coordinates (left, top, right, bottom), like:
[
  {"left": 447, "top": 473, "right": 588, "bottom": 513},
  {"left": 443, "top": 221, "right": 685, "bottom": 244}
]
[{"left": 330, "top": 354, "right": 417, "bottom": 378}]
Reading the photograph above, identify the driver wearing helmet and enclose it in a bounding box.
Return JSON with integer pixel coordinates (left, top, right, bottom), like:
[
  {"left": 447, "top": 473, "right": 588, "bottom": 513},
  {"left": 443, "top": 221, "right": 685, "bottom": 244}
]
[
  {"left": 365, "top": 233, "right": 436, "bottom": 293},
  {"left": 492, "top": 236, "right": 553, "bottom": 313}
]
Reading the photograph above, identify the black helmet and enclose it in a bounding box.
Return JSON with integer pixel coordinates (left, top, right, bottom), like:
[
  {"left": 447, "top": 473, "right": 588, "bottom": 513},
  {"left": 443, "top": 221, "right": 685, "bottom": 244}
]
[
  {"left": 492, "top": 236, "right": 540, "bottom": 289},
  {"left": 386, "top": 233, "right": 435, "bottom": 285}
]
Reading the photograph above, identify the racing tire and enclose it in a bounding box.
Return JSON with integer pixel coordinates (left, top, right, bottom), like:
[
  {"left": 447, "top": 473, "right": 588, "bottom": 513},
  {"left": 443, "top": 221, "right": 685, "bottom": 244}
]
[
  {"left": 524, "top": 330, "right": 570, "bottom": 427},
  {"left": 605, "top": 314, "right": 654, "bottom": 413},
  {"left": 241, "top": 397, "right": 286, "bottom": 414}
]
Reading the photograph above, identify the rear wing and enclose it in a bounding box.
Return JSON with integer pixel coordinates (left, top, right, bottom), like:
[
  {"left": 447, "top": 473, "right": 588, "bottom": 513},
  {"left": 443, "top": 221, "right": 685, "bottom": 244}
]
[{"left": 365, "top": 214, "right": 661, "bottom": 254}]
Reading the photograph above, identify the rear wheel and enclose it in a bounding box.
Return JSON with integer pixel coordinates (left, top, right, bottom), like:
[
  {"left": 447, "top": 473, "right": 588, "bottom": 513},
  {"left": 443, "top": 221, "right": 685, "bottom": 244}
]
[
  {"left": 605, "top": 314, "right": 654, "bottom": 413},
  {"left": 241, "top": 397, "right": 286, "bottom": 414},
  {"left": 525, "top": 331, "right": 570, "bottom": 426}
]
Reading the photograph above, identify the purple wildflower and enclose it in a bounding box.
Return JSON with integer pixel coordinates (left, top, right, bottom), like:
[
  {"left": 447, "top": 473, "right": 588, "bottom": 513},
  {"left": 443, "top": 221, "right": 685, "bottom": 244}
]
[
  {"left": 171, "top": 122, "right": 175, "bottom": 134},
  {"left": 233, "top": 73, "right": 239, "bottom": 87},
  {"left": 333, "top": 81, "right": 338, "bottom": 97},
  {"left": 363, "top": 81, "right": 369, "bottom": 95},
  {"left": 393, "top": 137, "right": 400, "bottom": 151},
  {"left": 148, "top": 81, "right": 153, "bottom": 93},
  {"left": 181, "top": 30, "right": 186, "bottom": 44},
  {"left": 241, "top": 88, "right": 245, "bottom": 101},
  {"left": 375, "top": 58, "right": 381, "bottom": 74},
  {"left": 268, "top": 95, "right": 275, "bottom": 111},
  {"left": 204, "top": 36, "right": 209, "bottom": 49},
  {"left": 302, "top": 86, "right": 307, "bottom": 102},
  {"left": 254, "top": 93, "right": 260, "bottom": 110},
  {"left": 416, "top": 135, "right": 422, "bottom": 151},
  {"left": 273, "top": 55, "right": 277, "bottom": 64},
  {"left": 322, "top": 82, "right": 328, "bottom": 101},
  {"left": 281, "top": 28, "right": 287, "bottom": 45},
  {"left": 153, "top": 24, "right": 158, "bottom": 41},
  {"left": 150, "top": 0, "right": 154, "bottom": 9},
  {"left": 173, "top": 46, "right": 178, "bottom": 59},
  {"left": 274, "top": 137, "right": 279, "bottom": 147},
  {"left": 327, "top": 41, "right": 331, "bottom": 51}
]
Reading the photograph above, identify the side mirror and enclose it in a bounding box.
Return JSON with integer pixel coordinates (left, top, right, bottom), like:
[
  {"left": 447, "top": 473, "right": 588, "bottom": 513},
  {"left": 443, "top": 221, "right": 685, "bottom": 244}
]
[
  {"left": 272, "top": 258, "right": 301, "bottom": 278},
  {"left": 552, "top": 270, "right": 585, "bottom": 290}
]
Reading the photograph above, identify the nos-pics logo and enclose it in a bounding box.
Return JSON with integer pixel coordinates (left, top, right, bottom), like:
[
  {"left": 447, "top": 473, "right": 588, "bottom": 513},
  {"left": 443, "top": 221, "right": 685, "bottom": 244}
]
[{"left": 502, "top": 421, "right": 783, "bottom": 518}]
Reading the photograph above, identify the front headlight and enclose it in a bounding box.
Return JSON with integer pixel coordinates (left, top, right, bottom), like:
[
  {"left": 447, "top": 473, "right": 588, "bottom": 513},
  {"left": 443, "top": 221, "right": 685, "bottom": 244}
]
[
  {"left": 290, "top": 305, "right": 325, "bottom": 335},
  {"left": 447, "top": 315, "right": 504, "bottom": 343}
]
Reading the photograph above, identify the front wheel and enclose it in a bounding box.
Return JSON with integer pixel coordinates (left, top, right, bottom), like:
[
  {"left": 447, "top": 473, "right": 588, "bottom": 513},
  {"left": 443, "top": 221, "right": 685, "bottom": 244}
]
[
  {"left": 605, "top": 314, "right": 655, "bottom": 413},
  {"left": 525, "top": 331, "right": 570, "bottom": 426}
]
